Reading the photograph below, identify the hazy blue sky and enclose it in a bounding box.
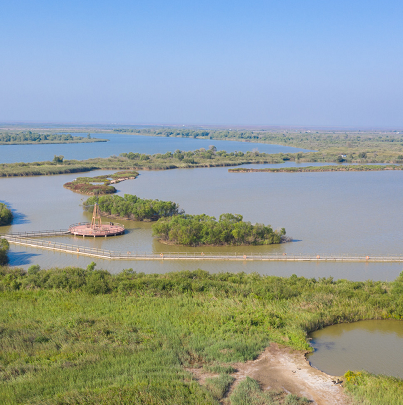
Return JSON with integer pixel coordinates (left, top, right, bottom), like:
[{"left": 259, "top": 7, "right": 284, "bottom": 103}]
[{"left": 1, "top": 0, "right": 402, "bottom": 127}]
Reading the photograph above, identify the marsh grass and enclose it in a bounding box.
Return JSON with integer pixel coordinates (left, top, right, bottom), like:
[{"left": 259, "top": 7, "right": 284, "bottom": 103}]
[
  {"left": 0, "top": 267, "right": 402, "bottom": 404},
  {"left": 203, "top": 364, "right": 235, "bottom": 374},
  {"left": 205, "top": 374, "right": 235, "bottom": 399},
  {"left": 229, "top": 377, "right": 281, "bottom": 405},
  {"left": 344, "top": 371, "right": 403, "bottom": 405}
]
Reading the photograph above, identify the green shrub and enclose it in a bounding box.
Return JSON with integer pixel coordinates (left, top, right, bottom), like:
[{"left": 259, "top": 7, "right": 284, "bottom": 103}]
[{"left": 0, "top": 203, "right": 13, "bottom": 225}]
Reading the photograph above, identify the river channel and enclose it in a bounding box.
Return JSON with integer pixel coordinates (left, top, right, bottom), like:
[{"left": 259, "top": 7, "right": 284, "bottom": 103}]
[
  {"left": 308, "top": 320, "right": 403, "bottom": 378},
  {"left": 0, "top": 132, "right": 309, "bottom": 163},
  {"left": 1, "top": 161, "right": 403, "bottom": 281}
]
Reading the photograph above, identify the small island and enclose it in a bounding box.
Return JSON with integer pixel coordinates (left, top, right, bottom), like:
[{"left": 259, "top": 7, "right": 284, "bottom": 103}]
[
  {"left": 152, "top": 213, "right": 287, "bottom": 246},
  {"left": 0, "top": 132, "right": 108, "bottom": 145},
  {"left": 0, "top": 203, "right": 13, "bottom": 226},
  {"left": 229, "top": 164, "right": 403, "bottom": 174},
  {"left": 64, "top": 171, "right": 138, "bottom": 195},
  {"left": 83, "top": 194, "right": 182, "bottom": 220}
]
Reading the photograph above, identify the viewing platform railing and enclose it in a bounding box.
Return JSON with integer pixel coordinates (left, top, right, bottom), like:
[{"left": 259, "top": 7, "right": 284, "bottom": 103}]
[{"left": 1, "top": 233, "right": 403, "bottom": 262}]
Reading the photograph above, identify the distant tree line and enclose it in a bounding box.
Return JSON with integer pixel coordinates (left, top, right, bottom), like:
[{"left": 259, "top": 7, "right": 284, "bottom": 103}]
[
  {"left": 0, "top": 132, "right": 107, "bottom": 144},
  {"left": 152, "top": 213, "right": 286, "bottom": 246}
]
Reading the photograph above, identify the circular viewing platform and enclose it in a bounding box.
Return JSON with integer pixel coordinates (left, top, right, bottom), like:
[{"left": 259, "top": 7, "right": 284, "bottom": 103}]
[{"left": 69, "top": 222, "right": 125, "bottom": 237}]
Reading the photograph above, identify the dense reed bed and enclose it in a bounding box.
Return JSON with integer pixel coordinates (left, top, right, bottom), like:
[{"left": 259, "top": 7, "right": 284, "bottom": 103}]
[{"left": 0, "top": 266, "right": 402, "bottom": 404}]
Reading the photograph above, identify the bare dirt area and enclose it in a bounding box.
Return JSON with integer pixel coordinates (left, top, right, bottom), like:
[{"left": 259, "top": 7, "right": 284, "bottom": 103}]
[{"left": 187, "top": 343, "right": 352, "bottom": 405}]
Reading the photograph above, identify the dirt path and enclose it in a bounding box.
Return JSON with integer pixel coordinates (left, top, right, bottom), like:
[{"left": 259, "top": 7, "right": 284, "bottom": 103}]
[{"left": 188, "top": 343, "right": 352, "bottom": 405}]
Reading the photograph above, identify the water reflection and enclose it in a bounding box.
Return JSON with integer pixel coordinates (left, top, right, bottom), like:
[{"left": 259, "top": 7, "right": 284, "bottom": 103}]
[
  {"left": 1, "top": 165, "right": 403, "bottom": 280},
  {"left": 7, "top": 251, "right": 41, "bottom": 266}
]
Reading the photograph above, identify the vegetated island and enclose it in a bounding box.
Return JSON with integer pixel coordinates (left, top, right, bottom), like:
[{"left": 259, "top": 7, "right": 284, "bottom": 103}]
[
  {"left": 83, "top": 194, "right": 182, "bottom": 221},
  {"left": 82, "top": 195, "right": 287, "bottom": 246},
  {"left": 0, "top": 265, "right": 402, "bottom": 404},
  {"left": 114, "top": 127, "right": 403, "bottom": 164},
  {"left": 0, "top": 203, "right": 13, "bottom": 226},
  {"left": 152, "top": 213, "right": 287, "bottom": 246},
  {"left": 2, "top": 143, "right": 403, "bottom": 178},
  {"left": 228, "top": 164, "right": 403, "bottom": 173},
  {"left": 64, "top": 170, "right": 138, "bottom": 195},
  {"left": 0, "top": 149, "right": 287, "bottom": 177},
  {"left": 0, "top": 131, "right": 108, "bottom": 144}
]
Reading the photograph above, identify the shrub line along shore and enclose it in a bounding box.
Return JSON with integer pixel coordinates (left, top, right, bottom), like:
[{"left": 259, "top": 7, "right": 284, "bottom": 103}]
[{"left": 228, "top": 164, "right": 403, "bottom": 173}]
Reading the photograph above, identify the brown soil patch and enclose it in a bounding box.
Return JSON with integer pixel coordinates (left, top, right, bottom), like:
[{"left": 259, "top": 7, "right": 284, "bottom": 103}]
[{"left": 187, "top": 343, "right": 352, "bottom": 405}]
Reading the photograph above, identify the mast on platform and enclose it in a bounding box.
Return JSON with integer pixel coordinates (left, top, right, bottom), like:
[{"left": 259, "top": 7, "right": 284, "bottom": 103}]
[{"left": 90, "top": 203, "right": 102, "bottom": 229}]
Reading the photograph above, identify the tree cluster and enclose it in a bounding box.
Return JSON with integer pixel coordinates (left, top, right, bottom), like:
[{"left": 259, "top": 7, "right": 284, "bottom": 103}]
[
  {"left": 0, "top": 203, "right": 13, "bottom": 226},
  {"left": 152, "top": 213, "right": 285, "bottom": 246},
  {"left": 0, "top": 132, "right": 106, "bottom": 144},
  {"left": 83, "top": 194, "right": 181, "bottom": 221}
]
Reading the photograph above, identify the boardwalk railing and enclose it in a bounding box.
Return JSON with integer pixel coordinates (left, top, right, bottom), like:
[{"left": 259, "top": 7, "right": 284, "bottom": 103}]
[
  {"left": 5, "top": 229, "right": 70, "bottom": 237},
  {"left": 1, "top": 234, "right": 403, "bottom": 262}
]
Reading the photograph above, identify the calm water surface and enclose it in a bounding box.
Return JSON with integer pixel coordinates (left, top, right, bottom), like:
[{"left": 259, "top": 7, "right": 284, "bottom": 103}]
[
  {"left": 1, "top": 164, "right": 403, "bottom": 280},
  {"left": 0, "top": 133, "right": 309, "bottom": 163},
  {"left": 308, "top": 320, "right": 403, "bottom": 378}
]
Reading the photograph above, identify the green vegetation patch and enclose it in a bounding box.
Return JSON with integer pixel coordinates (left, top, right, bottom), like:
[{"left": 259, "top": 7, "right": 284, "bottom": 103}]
[
  {"left": 344, "top": 371, "right": 403, "bottom": 405},
  {"left": 152, "top": 213, "right": 286, "bottom": 246},
  {"left": 83, "top": 194, "right": 181, "bottom": 221},
  {"left": 0, "top": 267, "right": 402, "bottom": 404},
  {"left": 0, "top": 131, "right": 108, "bottom": 144},
  {"left": 0, "top": 238, "right": 9, "bottom": 265},
  {"left": 116, "top": 127, "right": 403, "bottom": 163},
  {"left": 0, "top": 203, "right": 13, "bottom": 226},
  {"left": 229, "top": 376, "right": 308, "bottom": 405},
  {"left": 229, "top": 164, "right": 403, "bottom": 173},
  {"left": 0, "top": 149, "right": 284, "bottom": 177},
  {"left": 205, "top": 374, "right": 235, "bottom": 400},
  {"left": 64, "top": 171, "right": 138, "bottom": 195}
]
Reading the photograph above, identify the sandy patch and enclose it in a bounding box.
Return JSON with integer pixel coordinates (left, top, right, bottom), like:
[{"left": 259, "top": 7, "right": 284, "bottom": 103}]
[{"left": 187, "top": 343, "right": 352, "bottom": 405}]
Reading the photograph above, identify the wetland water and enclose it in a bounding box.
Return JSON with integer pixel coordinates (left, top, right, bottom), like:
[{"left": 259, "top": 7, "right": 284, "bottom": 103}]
[
  {"left": 0, "top": 133, "right": 309, "bottom": 163},
  {"left": 308, "top": 320, "right": 403, "bottom": 378},
  {"left": 1, "top": 163, "right": 403, "bottom": 280}
]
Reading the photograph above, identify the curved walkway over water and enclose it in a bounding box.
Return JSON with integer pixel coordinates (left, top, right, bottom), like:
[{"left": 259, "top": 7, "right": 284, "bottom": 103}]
[{"left": 2, "top": 232, "right": 403, "bottom": 262}]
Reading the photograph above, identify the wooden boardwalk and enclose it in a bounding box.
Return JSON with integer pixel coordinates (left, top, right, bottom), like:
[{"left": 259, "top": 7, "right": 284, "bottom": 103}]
[{"left": 2, "top": 233, "right": 403, "bottom": 262}]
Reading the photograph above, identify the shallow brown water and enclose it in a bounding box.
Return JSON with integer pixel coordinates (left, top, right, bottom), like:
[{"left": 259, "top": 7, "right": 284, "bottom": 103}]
[
  {"left": 308, "top": 320, "right": 403, "bottom": 378},
  {"left": 1, "top": 165, "right": 403, "bottom": 280}
]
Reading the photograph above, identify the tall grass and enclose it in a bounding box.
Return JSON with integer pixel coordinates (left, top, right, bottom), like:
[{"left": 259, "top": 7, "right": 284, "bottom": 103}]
[
  {"left": 0, "top": 267, "right": 402, "bottom": 404},
  {"left": 344, "top": 371, "right": 403, "bottom": 405}
]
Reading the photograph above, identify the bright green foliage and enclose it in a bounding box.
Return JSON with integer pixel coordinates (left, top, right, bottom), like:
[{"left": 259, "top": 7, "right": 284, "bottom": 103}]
[
  {"left": 84, "top": 194, "right": 181, "bottom": 220},
  {"left": 203, "top": 364, "right": 235, "bottom": 374},
  {"left": 204, "top": 374, "right": 234, "bottom": 399},
  {"left": 0, "top": 267, "right": 402, "bottom": 404},
  {"left": 0, "top": 238, "right": 9, "bottom": 265},
  {"left": 344, "top": 371, "right": 403, "bottom": 405},
  {"left": 0, "top": 203, "right": 13, "bottom": 226},
  {"left": 230, "top": 377, "right": 309, "bottom": 405},
  {"left": 152, "top": 213, "right": 285, "bottom": 246},
  {"left": 230, "top": 377, "right": 279, "bottom": 405}
]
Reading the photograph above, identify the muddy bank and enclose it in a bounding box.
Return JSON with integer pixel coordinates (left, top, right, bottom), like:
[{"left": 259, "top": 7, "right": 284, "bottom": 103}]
[{"left": 188, "top": 343, "right": 351, "bottom": 405}]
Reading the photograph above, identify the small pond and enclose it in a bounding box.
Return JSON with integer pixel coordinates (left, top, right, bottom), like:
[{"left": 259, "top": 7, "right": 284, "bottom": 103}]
[{"left": 307, "top": 320, "right": 403, "bottom": 378}]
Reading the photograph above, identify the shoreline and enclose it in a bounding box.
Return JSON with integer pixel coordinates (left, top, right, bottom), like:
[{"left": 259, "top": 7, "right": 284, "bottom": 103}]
[
  {"left": 188, "top": 343, "right": 349, "bottom": 405},
  {"left": 229, "top": 164, "right": 403, "bottom": 173}
]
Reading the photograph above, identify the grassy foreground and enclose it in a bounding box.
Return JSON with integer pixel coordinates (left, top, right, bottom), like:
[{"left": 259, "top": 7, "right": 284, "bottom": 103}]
[{"left": 0, "top": 266, "right": 402, "bottom": 404}]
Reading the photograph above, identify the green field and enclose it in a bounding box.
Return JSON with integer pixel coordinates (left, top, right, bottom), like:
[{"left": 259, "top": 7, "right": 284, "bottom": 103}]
[{"left": 0, "top": 265, "right": 402, "bottom": 404}]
